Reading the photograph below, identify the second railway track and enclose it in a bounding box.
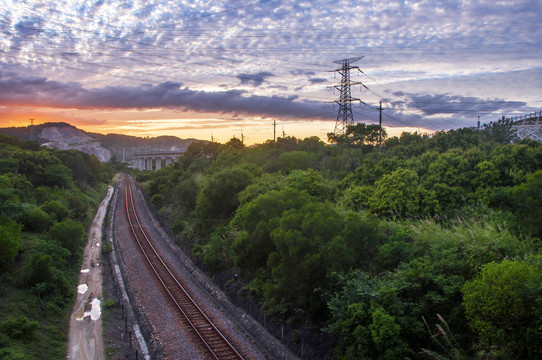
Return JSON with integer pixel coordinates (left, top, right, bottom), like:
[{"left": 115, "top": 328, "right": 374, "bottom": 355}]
[{"left": 123, "top": 178, "right": 244, "bottom": 360}]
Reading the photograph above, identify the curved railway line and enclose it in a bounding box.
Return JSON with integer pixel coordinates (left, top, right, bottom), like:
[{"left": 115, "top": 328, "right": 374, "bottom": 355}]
[{"left": 123, "top": 177, "right": 245, "bottom": 360}]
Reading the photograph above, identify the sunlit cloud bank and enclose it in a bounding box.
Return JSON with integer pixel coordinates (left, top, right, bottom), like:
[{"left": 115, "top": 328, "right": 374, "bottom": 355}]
[{"left": 0, "top": 71, "right": 330, "bottom": 119}]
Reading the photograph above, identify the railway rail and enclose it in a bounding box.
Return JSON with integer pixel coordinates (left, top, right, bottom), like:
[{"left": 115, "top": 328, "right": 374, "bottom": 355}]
[{"left": 123, "top": 177, "right": 244, "bottom": 360}]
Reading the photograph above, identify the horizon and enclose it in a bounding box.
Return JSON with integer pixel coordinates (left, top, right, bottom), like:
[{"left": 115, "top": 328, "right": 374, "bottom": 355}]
[
  {"left": 1, "top": 120, "right": 441, "bottom": 146},
  {"left": 1, "top": 1, "right": 541, "bottom": 144}
]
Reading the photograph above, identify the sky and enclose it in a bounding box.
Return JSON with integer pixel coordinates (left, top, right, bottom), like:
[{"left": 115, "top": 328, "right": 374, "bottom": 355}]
[{"left": 0, "top": 0, "right": 541, "bottom": 144}]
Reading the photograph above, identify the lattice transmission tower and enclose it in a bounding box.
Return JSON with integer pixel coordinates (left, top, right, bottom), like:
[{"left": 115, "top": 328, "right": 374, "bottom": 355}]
[{"left": 331, "top": 57, "right": 366, "bottom": 136}]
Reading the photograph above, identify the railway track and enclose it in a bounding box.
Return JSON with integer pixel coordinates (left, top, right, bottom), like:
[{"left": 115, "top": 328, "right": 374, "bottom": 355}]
[{"left": 123, "top": 178, "right": 244, "bottom": 360}]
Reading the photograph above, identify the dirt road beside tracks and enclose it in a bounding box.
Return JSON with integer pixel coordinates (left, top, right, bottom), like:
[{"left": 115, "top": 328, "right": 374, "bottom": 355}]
[{"left": 67, "top": 186, "right": 113, "bottom": 360}]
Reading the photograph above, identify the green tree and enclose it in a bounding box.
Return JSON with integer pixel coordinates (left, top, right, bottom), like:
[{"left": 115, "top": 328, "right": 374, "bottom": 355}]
[
  {"left": 0, "top": 316, "right": 39, "bottom": 341},
  {"left": 0, "top": 157, "right": 18, "bottom": 174},
  {"left": 342, "top": 212, "right": 381, "bottom": 267},
  {"left": 325, "top": 271, "right": 409, "bottom": 360},
  {"left": 225, "top": 136, "right": 245, "bottom": 149},
  {"left": 24, "top": 207, "right": 54, "bottom": 232},
  {"left": 491, "top": 143, "right": 541, "bottom": 186},
  {"left": 25, "top": 254, "right": 54, "bottom": 287},
  {"left": 483, "top": 116, "right": 517, "bottom": 143},
  {"left": 346, "top": 123, "right": 385, "bottom": 147},
  {"left": 150, "top": 193, "right": 164, "bottom": 209},
  {"left": 43, "top": 164, "right": 72, "bottom": 188},
  {"left": 53, "top": 150, "right": 98, "bottom": 187},
  {"left": 328, "top": 123, "right": 385, "bottom": 149},
  {"left": 33, "top": 240, "right": 71, "bottom": 268},
  {"left": 12, "top": 149, "right": 60, "bottom": 187},
  {"left": 48, "top": 219, "right": 85, "bottom": 255},
  {"left": 175, "top": 177, "right": 200, "bottom": 214},
  {"left": 285, "top": 169, "right": 335, "bottom": 200},
  {"left": 507, "top": 170, "right": 542, "bottom": 237},
  {"left": 24, "top": 252, "right": 70, "bottom": 299},
  {"left": 472, "top": 160, "right": 499, "bottom": 189},
  {"left": 265, "top": 201, "right": 348, "bottom": 317},
  {"left": 341, "top": 185, "right": 372, "bottom": 211},
  {"left": 196, "top": 167, "right": 254, "bottom": 220},
  {"left": 0, "top": 217, "right": 21, "bottom": 269},
  {"left": 277, "top": 151, "right": 312, "bottom": 172},
  {"left": 274, "top": 136, "right": 299, "bottom": 151},
  {"left": 370, "top": 307, "right": 408, "bottom": 360},
  {"left": 232, "top": 187, "right": 309, "bottom": 271},
  {"left": 200, "top": 226, "right": 235, "bottom": 270},
  {"left": 41, "top": 201, "right": 69, "bottom": 222},
  {"left": 68, "top": 194, "right": 88, "bottom": 221},
  {"left": 178, "top": 140, "right": 220, "bottom": 170},
  {"left": 428, "top": 128, "right": 482, "bottom": 152},
  {"left": 462, "top": 259, "right": 542, "bottom": 358},
  {"left": 369, "top": 168, "right": 438, "bottom": 218},
  {"left": 421, "top": 151, "right": 473, "bottom": 210},
  {"left": 237, "top": 172, "right": 285, "bottom": 205},
  {"left": 298, "top": 136, "right": 325, "bottom": 152}
]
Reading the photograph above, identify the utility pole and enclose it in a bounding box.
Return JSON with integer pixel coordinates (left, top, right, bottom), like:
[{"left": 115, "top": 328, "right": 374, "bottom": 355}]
[
  {"left": 331, "top": 57, "right": 367, "bottom": 136},
  {"left": 273, "top": 120, "right": 277, "bottom": 148},
  {"left": 378, "top": 101, "right": 383, "bottom": 152},
  {"left": 29, "top": 118, "right": 35, "bottom": 141},
  {"left": 241, "top": 130, "right": 244, "bottom": 144}
]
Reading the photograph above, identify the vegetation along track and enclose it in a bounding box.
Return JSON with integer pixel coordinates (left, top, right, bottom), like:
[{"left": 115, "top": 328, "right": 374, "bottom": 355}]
[{"left": 123, "top": 176, "right": 245, "bottom": 360}]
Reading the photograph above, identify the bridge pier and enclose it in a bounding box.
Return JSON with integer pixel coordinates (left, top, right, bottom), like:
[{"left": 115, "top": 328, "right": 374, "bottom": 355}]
[{"left": 133, "top": 151, "right": 185, "bottom": 171}]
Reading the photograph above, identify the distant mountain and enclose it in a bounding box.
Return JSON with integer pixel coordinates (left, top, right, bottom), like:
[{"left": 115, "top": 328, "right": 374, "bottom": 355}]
[{"left": 0, "top": 122, "right": 197, "bottom": 162}]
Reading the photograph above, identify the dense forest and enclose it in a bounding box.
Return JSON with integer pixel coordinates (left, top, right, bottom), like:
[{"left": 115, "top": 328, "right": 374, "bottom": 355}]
[
  {"left": 138, "top": 121, "right": 542, "bottom": 359},
  {"left": 0, "top": 134, "right": 113, "bottom": 359}
]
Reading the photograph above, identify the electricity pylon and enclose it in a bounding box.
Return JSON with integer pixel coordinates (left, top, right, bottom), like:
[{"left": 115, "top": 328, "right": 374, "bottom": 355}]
[{"left": 331, "top": 57, "right": 366, "bottom": 136}]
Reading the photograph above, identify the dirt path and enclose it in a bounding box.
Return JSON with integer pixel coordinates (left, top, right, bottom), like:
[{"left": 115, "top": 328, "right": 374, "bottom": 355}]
[{"left": 67, "top": 186, "right": 114, "bottom": 360}]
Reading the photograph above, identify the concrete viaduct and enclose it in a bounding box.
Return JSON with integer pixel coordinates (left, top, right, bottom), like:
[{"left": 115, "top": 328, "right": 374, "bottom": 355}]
[{"left": 133, "top": 151, "right": 185, "bottom": 171}]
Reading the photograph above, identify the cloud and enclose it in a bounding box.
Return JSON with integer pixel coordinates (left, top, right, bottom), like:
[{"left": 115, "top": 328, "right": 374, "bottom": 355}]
[
  {"left": 14, "top": 17, "right": 44, "bottom": 36},
  {"left": 1, "top": 0, "right": 540, "bottom": 140},
  {"left": 0, "top": 71, "right": 331, "bottom": 120},
  {"left": 291, "top": 70, "right": 315, "bottom": 76},
  {"left": 236, "top": 71, "right": 275, "bottom": 87},
  {"left": 391, "top": 91, "right": 527, "bottom": 116},
  {"left": 309, "top": 78, "right": 327, "bottom": 84}
]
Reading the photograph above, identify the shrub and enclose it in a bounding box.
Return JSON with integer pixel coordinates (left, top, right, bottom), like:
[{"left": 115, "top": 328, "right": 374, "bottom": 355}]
[{"left": 0, "top": 316, "right": 39, "bottom": 341}]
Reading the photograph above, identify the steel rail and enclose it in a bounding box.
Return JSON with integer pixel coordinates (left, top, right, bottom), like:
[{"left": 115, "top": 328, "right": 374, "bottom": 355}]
[{"left": 123, "top": 179, "right": 244, "bottom": 360}]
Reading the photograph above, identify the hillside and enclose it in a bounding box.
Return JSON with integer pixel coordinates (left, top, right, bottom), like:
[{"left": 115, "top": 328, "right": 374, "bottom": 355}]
[
  {"left": 138, "top": 126, "right": 542, "bottom": 359},
  {"left": 0, "top": 133, "right": 112, "bottom": 359},
  {"left": 0, "top": 122, "right": 197, "bottom": 162}
]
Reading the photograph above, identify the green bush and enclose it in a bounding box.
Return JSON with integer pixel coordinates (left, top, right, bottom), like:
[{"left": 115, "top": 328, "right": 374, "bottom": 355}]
[
  {"left": 0, "top": 316, "right": 39, "bottom": 341},
  {"left": 196, "top": 167, "right": 254, "bottom": 220},
  {"left": 24, "top": 207, "right": 54, "bottom": 232},
  {"left": 462, "top": 259, "right": 542, "bottom": 358},
  {"left": 40, "top": 201, "right": 69, "bottom": 222},
  {"left": 0, "top": 217, "right": 21, "bottom": 269},
  {"left": 48, "top": 219, "right": 85, "bottom": 255}
]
